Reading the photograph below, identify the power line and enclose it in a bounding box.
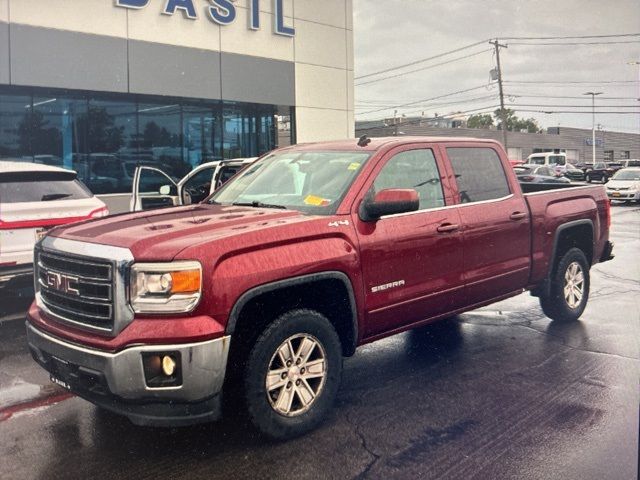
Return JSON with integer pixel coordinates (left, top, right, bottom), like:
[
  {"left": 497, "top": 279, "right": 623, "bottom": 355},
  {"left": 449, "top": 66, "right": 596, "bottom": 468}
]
[
  {"left": 355, "top": 49, "right": 492, "bottom": 87},
  {"left": 515, "top": 109, "right": 640, "bottom": 114},
  {"left": 508, "top": 40, "right": 640, "bottom": 46},
  {"left": 506, "top": 104, "right": 640, "bottom": 108},
  {"left": 504, "top": 80, "right": 637, "bottom": 85},
  {"left": 356, "top": 84, "right": 494, "bottom": 117},
  {"left": 356, "top": 105, "right": 501, "bottom": 130},
  {"left": 354, "top": 40, "right": 489, "bottom": 80},
  {"left": 355, "top": 94, "right": 498, "bottom": 110},
  {"left": 500, "top": 33, "right": 640, "bottom": 40},
  {"left": 506, "top": 93, "right": 639, "bottom": 100}
]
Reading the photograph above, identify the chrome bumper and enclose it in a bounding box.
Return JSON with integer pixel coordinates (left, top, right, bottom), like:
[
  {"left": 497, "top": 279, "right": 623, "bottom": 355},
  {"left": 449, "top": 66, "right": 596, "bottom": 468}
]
[{"left": 26, "top": 322, "right": 230, "bottom": 402}]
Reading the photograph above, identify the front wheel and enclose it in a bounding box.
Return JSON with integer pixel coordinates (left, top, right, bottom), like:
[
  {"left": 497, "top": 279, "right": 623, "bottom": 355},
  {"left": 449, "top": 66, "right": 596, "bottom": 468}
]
[
  {"left": 243, "top": 309, "right": 343, "bottom": 440},
  {"left": 539, "top": 248, "right": 590, "bottom": 322}
]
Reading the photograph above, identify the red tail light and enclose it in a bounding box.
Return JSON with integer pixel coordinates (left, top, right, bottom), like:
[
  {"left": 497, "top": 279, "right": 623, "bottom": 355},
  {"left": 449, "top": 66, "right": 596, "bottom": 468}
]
[
  {"left": 521, "top": 175, "right": 535, "bottom": 182},
  {"left": 89, "top": 206, "right": 109, "bottom": 218},
  {"left": 604, "top": 198, "right": 611, "bottom": 229}
]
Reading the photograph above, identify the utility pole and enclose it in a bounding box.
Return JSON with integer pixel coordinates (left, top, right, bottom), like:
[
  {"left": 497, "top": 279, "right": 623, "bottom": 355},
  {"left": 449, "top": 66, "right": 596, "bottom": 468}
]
[
  {"left": 583, "top": 91, "right": 603, "bottom": 163},
  {"left": 490, "top": 39, "right": 508, "bottom": 151}
]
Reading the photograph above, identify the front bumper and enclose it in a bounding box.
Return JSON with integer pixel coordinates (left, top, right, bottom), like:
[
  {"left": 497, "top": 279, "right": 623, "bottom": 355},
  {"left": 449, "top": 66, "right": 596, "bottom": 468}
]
[
  {"left": 26, "top": 322, "right": 231, "bottom": 426},
  {"left": 606, "top": 190, "right": 640, "bottom": 201},
  {"left": 0, "top": 263, "right": 33, "bottom": 289}
]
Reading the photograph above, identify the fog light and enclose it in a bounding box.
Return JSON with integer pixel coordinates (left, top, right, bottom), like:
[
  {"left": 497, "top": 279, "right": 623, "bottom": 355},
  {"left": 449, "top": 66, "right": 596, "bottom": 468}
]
[
  {"left": 162, "top": 355, "right": 176, "bottom": 376},
  {"left": 142, "top": 352, "right": 182, "bottom": 388}
]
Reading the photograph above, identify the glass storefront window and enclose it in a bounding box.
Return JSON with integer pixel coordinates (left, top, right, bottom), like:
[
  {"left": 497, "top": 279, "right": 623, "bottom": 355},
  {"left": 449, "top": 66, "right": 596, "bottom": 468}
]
[
  {"left": 0, "top": 93, "right": 32, "bottom": 161},
  {"left": 0, "top": 86, "right": 290, "bottom": 195}
]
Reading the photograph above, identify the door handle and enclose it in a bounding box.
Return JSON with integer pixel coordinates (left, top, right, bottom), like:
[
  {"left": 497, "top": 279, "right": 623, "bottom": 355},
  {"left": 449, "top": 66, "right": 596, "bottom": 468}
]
[
  {"left": 509, "top": 212, "right": 527, "bottom": 221},
  {"left": 437, "top": 223, "right": 460, "bottom": 233}
]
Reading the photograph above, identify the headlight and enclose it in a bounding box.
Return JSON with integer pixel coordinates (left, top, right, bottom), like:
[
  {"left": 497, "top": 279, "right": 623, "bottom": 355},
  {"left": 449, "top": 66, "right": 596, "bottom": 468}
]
[{"left": 130, "top": 261, "right": 202, "bottom": 314}]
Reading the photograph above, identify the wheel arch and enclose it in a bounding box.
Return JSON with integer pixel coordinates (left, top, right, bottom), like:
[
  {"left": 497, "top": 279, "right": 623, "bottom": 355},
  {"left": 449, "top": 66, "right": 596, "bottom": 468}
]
[{"left": 226, "top": 271, "right": 359, "bottom": 357}]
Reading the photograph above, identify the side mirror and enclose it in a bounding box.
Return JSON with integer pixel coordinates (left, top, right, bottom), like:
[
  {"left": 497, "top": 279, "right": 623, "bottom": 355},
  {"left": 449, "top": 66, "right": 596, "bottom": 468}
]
[
  {"left": 159, "top": 185, "right": 172, "bottom": 195},
  {"left": 359, "top": 188, "right": 420, "bottom": 222}
]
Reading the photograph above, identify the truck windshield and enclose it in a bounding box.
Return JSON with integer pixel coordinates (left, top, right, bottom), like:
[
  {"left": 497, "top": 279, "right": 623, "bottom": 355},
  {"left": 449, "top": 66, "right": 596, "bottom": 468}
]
[{"left": 209, "top": 151, "right": 371, "bottom": 214}]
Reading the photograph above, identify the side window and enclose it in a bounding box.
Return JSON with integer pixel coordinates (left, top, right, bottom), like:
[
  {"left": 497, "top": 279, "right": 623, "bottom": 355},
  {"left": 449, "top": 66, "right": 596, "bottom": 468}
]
[
  {"left": 447, "top": 147, "right": 511, "bottom": 203},
  {"left": 373, "top": 149, "right": 444, "bottom": 210},
  {"left": 183, "top": 167, "right": 215, "bottom": 202}
]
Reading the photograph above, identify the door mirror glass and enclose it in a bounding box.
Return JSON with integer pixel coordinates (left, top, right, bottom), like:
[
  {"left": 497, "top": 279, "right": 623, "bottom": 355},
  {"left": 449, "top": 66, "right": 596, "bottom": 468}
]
[
  {"left": 359, "top": 188, "right": 420, "bottom": 222},
  {"left": 159, "top": 185, "right": 171, "bottom": 195}
]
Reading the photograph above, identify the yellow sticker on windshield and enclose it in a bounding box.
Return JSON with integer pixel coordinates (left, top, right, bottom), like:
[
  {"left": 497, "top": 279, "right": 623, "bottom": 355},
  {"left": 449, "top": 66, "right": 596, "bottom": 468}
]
[
  {"left": 348, "top": 162, "right": 361, "bottom": 171},
  {"left": 304, "top": 195, "right": 330, "bottom": 206}
]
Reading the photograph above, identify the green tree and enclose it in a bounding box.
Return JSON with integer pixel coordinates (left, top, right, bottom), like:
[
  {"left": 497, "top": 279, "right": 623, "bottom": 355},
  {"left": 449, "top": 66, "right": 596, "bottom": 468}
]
[
  {"left": 493, "top": 108, "right": 542, "bottom": 133},
  {"left": 467, "top": 114, "right": 494, "bottom": 129}
]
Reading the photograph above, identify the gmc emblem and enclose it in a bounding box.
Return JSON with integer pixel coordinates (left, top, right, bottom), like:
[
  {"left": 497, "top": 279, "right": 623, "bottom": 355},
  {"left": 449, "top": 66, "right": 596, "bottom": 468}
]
[{"left": 46, "top": 272, "right": 80, "bottom": 296}]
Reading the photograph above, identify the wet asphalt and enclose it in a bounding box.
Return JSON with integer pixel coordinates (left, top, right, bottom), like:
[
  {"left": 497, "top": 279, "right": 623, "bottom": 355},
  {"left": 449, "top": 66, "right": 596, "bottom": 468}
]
[{"left": 0, "top": 205, "right": 638, "bottom": 480}]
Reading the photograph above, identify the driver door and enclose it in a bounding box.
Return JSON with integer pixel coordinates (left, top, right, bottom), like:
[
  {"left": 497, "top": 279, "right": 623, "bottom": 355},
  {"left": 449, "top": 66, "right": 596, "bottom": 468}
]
[
  {"left": 178, "top": 164, "right": 219, "bottom": 205},
  {"left": 130, "top": 167, "right": 179, "bottom": 212}
]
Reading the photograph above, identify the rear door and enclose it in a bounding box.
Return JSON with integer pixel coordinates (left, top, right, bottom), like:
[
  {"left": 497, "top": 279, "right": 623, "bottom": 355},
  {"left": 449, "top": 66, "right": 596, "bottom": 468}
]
[
  {"left": 131, "top": 167, "right": 179, "bottom": 212},
  {"left": 443, "top": 144, "right": 531, "bottom": 304},
  {"left": 354, "top": 144, "right": 464, "bottom": 337}
]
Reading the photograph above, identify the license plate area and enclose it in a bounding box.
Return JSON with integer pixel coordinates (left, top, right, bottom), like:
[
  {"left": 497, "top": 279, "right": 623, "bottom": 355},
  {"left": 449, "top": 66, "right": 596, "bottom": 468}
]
[
  {"left": 612, "top": 192, "right": 621, "bottom": 197},
  {"left": 50, "top": 375, "right": 72, "bottom": 390}
]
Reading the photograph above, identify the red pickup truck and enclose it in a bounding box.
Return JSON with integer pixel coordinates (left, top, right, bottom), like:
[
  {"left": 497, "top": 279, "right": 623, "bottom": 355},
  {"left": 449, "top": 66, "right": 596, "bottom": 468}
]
[{"left": 26, "top": 137, "right": 613, "bottom": 439}]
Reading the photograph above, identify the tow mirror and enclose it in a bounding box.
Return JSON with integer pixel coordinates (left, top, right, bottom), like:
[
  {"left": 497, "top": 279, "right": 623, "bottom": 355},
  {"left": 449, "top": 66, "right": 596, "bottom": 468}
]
[{"left": 359, "top": 188, "right": 419, "bottom": 222}]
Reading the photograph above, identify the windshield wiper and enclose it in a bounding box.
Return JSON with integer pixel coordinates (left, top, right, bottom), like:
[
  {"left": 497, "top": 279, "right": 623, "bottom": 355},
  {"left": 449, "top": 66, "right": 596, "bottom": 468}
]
[
  {"left": 232, "top": 201, "right": 287, "bottom": 210},
  {"left": 41, "top": 193, "right": 72, "bottom": 201}
]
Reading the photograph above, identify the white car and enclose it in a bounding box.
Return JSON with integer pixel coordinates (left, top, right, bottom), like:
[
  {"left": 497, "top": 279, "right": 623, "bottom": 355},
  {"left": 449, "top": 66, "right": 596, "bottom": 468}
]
[
  {"left": 0, "top": 161, "right": 108, "bottom": 289},
  {"left": 605, "top": 167, "right": 640, "bottom": 203},
  {"left": 130, "top": 157, "right": 257, "bottom": 212}
]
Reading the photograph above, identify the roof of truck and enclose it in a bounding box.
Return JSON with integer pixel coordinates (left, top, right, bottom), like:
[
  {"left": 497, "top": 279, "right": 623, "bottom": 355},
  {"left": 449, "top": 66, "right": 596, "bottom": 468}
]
[{"left": 288, "top": 136, "right": 501, "bottom": 152}]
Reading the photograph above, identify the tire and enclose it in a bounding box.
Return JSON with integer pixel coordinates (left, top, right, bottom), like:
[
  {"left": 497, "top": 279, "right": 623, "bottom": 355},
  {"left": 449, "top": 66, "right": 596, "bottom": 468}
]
[
  {"left": 585, "top": 174, "right": 591, "bottom": 183},
  {"left": 539, "top": 248, "right": 590, "bottom": 322},
  {"left": 242, "top": 309, "right": 342, "bottom": 440}
]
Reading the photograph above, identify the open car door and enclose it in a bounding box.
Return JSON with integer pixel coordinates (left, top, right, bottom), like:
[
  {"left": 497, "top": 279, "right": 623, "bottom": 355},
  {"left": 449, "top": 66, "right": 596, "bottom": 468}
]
[{"left": 130, "top": 166, "right": 180, "bottom": 212}]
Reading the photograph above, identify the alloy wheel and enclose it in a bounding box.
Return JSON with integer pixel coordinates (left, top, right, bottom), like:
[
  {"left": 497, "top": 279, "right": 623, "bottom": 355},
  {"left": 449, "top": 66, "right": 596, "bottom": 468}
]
[{"left": 564, "top": 261, "right": 585, "bottom": 309}]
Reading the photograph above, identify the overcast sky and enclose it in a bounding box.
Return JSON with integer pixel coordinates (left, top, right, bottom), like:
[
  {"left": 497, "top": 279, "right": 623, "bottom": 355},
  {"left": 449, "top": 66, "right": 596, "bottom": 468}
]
[{"left": 352, "top": 0, "right": 640, "bottom": 133}]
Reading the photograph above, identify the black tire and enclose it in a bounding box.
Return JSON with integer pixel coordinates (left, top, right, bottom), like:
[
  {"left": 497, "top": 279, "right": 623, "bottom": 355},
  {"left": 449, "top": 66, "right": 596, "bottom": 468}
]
[
  {"left": 539, "top": 248, "right": 590, "bottom": 322},
  {"left": 242, "top": 309, "right": 342, "bottom": 440},
  {"left": 585, "top": 173, "right": 591, "bottom": 183}
]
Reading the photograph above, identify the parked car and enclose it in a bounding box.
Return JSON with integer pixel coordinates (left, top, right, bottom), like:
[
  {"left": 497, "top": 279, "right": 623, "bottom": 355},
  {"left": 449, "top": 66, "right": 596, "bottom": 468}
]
[
  {"left": 526, "top": 152, "right": 568, "bottom": 175},
  {"left": 563, "top": 163, "right": 586, "bottom": 181},
  {"left": 585, "top": 162, "right": 618, "bottom": 183},
  {"left": 605, "top": 167, "right": 640, "bottom": 203},
  {"left": 619, "top": 159, "right": 640, "bottom": 168},
  {"left": 576, "top": 161, "right": 594, "bottom": 172},
  {"left": 0, "top": 161, "right": 108, "bottom": 290},
  {"left": 130, "top": 157, "right": 257, "bottom": 211},
  {"left": 514, "top": 164, "right": 571, "bottom": 184},
  {"left": 26, "top": 137, "right": 614, "bottom": 439}
]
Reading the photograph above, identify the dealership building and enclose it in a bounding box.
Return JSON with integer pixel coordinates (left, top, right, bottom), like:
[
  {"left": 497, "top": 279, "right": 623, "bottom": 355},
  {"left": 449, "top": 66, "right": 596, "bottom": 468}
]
[{"left": 0, "top": 0, "right": 354, "bottom": 209}]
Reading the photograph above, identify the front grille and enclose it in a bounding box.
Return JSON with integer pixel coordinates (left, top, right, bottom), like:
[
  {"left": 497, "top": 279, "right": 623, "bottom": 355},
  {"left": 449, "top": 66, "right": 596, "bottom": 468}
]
[{"left": 37, "top": 250, "right": 114, "bottom": 332}]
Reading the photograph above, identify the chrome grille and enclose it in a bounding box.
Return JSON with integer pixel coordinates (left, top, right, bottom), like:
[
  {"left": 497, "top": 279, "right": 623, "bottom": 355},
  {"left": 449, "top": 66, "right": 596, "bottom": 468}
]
[{"left": 36, "top": 250, "right": 114, "bottom": 332}]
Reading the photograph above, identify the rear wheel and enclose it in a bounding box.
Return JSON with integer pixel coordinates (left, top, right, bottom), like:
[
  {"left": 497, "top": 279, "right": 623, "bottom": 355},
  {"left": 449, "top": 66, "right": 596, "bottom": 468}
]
[
  {"left": 585, "top": 173, "right": 591, "bottom": 183},
  {"left": 540, "top": 248, "right": 590, "bottom": 322},
  {"left": 242, "top": 309, "right": 342, "bottom": 439}
]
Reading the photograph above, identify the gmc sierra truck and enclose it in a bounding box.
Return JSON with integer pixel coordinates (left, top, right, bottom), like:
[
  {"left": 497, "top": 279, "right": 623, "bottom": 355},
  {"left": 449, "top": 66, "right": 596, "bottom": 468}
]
[{"left": 26, "top": 137, "right": 614, "bottom": 439}]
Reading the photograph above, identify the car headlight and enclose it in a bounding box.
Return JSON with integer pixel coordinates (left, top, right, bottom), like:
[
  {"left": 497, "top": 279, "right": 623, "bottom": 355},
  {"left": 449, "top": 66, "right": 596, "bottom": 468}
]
[{"left": 130, "top": 261, "right": 202, "bottom": 314}]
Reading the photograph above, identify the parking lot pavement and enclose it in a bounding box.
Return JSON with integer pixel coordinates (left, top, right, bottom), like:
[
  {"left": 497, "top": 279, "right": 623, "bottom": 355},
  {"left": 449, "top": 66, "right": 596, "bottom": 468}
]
[{"left": 1, "top": 205, "right": 638, "bottom": 480}]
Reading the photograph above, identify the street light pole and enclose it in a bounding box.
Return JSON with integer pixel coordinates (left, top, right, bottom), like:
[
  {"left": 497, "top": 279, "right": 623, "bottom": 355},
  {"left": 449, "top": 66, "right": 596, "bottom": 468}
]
[{"left": 583, "top": 91, "right": 603, "bottom": 163}]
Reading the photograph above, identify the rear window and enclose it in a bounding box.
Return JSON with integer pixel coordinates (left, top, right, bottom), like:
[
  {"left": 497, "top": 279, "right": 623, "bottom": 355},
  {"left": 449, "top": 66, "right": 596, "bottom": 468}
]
[
  {"left": 0, "top": 172, "right": 93, "bottom": 203},
  {"left": 447, "top": 147, "right": 511, "bottom": 203}
]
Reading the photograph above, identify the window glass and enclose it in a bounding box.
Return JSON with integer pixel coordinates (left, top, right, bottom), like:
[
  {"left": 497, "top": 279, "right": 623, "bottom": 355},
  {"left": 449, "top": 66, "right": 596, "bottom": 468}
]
[
  {"left": 31, "top": 95, "right": 87, "bottom": 171},
  {"left": 138, "top": 169, "right": 177, "bottom": 195},
  {"left": 138, "top": 102, "right": 188, "bottom": 179},
  {"left": 447, "top": 147, "right": 511, "bottom": 203},
  {"left": 529, "top": 156, "right": 545, "bottom": 165},
  {"left": 0, "top": 93, "right": 32, "bottom": 161},
  {"left": 183, "top": 105, "right": 221, "bottom": 167},
  {"left": 550, "top": 155, "right": 565, "bottom": 166},
  {"left": 79, "top": 98, "right": 138, "bottom": 194},
  {"left": 0, "top": 172, "right": 92, "bottom": 203},
  {"left": 603, "top": 150, "right": 614, "bottom": 162},
  {"left": 183, "top": 167, "right": 215, "bottom": 203},
  {"left": 373, "top": 149, "right": 444, "bottom": 210}
]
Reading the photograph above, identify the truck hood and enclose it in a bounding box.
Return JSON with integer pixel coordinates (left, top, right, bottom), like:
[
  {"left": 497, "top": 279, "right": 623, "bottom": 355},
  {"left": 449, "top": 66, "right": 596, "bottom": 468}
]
[{"left": 49, "top": 204, "right": 314, "bottom": 260}]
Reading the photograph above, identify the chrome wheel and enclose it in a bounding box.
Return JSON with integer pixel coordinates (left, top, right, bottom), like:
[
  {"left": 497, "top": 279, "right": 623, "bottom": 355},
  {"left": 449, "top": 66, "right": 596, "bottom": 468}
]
[
  {"left": 266, "top": 333, "right": 327, "bottom": 417},
  {"left": 563, "top": 261, "right": 584, "bottom": 309}
]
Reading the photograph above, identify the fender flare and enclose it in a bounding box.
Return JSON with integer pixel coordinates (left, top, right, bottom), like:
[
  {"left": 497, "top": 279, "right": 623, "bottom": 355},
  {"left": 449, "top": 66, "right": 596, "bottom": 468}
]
[
  {"left": 225, "top": 271, "right": 359, "bottom": 354},
  {"left": 537, "top": 219, "right": 594, "bottom": 297}
]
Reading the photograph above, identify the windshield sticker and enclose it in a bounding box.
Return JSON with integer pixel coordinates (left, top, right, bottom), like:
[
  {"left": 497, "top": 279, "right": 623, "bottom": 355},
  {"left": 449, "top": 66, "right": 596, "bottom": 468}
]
[
  {"left": 348, "top": 162, "right": 361, "bottom": 171},
  {"left": 304, "top": 195, "right": 330, "bottom": 206}
]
